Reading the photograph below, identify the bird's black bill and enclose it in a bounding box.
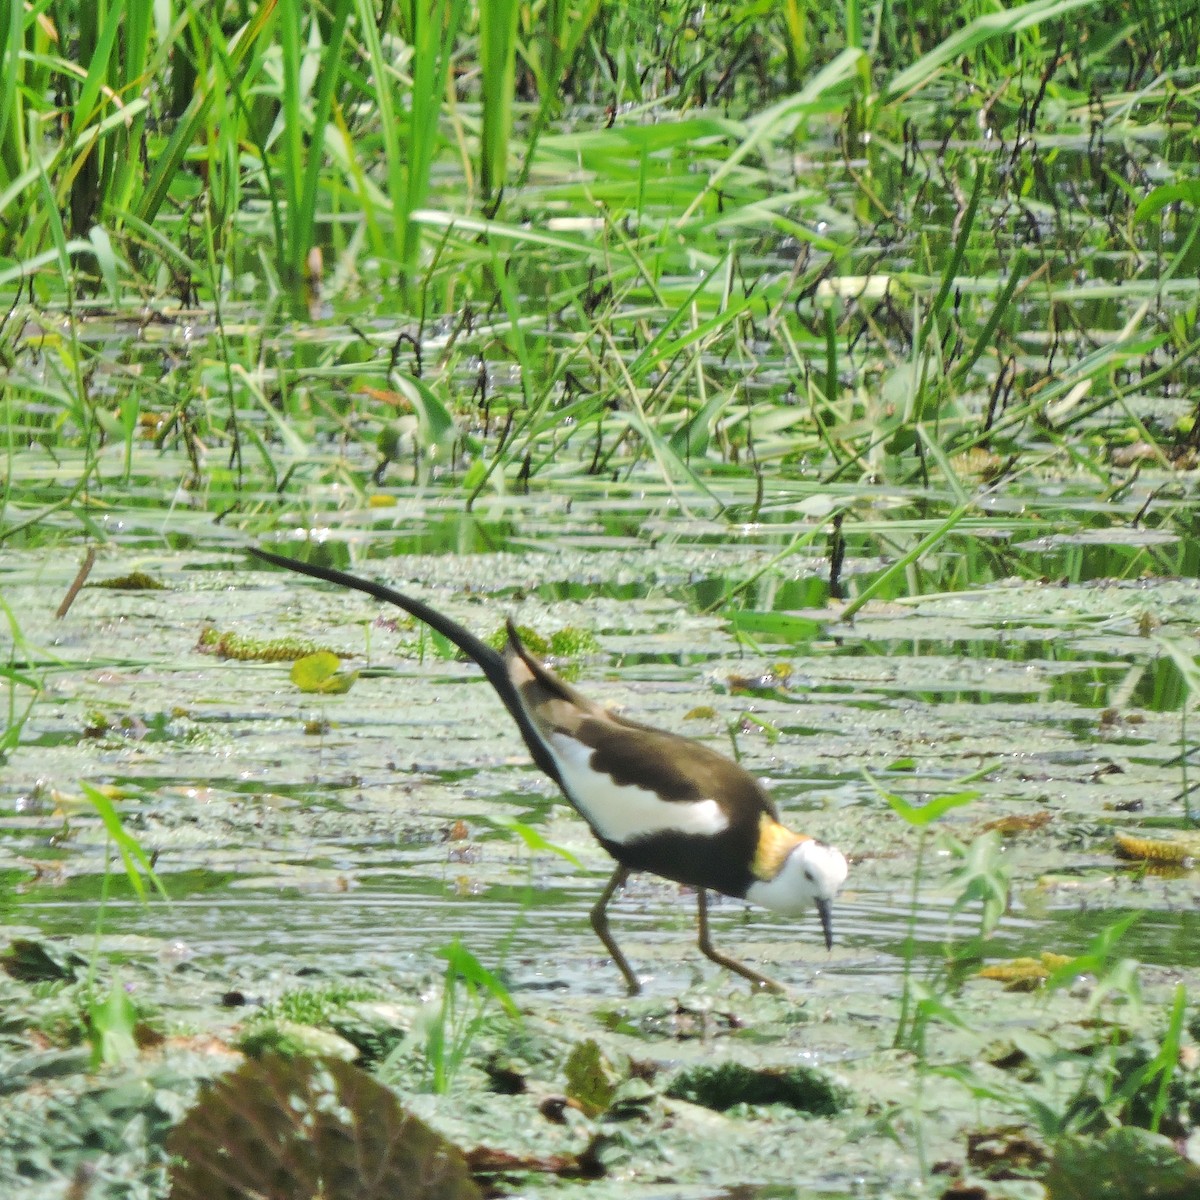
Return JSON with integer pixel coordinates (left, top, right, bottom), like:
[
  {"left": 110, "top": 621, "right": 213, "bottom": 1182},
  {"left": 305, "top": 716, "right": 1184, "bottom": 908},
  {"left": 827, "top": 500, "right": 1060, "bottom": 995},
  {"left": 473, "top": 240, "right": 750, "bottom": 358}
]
[{"left": 815, "top": 898, "right": 834, "bottom": 950}]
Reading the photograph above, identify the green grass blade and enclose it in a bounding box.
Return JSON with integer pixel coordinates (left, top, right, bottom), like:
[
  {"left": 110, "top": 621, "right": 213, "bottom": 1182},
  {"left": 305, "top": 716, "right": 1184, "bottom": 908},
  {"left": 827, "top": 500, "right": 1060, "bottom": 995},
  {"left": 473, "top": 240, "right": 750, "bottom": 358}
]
[
  {"left": 839, "top": 502, "right": 971, "bottom": 621},
  {"left": 478, "top": 0, "right": 519, "bottom": 197},
  {"left": 886, "top": 0, "right": 1106, "bottom": 98},
  {"left": 80, "top": 782, "right": 170, "bottom": 902},
  {"left": 137, "top": 0, "right": 278, "bottom": 226},
  {"left": 279, "top": 0, "right": 305, "bottom": 268}
]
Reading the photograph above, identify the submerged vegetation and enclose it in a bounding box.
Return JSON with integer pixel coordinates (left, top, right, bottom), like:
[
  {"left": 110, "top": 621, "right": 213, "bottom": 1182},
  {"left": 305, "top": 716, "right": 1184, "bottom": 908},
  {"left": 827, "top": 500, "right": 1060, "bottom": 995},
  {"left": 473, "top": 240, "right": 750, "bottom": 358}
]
[{"left": 2, "top": 0, "right": 1200, "bottom": 1196}]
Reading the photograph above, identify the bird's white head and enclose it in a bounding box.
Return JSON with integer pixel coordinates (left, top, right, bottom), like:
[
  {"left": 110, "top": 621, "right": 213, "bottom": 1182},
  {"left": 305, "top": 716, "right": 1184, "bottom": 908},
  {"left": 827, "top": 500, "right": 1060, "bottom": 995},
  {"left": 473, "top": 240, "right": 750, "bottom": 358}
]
[{"left": 746, "top": 838, "right": 849, "bottom": 948}]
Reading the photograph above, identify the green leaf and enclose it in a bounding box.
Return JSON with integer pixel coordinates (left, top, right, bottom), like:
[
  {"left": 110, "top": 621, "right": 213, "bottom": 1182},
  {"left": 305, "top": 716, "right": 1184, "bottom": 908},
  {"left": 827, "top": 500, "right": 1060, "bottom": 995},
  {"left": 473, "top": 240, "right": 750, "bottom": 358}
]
[
  {"left": 80, "top": 782, "right": 169, "bottom": 901},
  {"left": 726, "top": 610, "right": 823, "bottom": 643},
  {"left": 885, "top": 0, "right": 1109, "bottom": 100},
  {"left": 736, "top": 712, "right": 779, "bottom": 745},
  {"left": 1134, "top": 181, "right": 1200, "bottom": 223},
  {"left": 434, "top": 940, "right": 519, "bottom": 1019},
  {"left": 1044, "top": 911, "right": 1142, "bottom": 996},
  {"left": 87, "top": 225, "right": 122, "bottom": 302},
  {"left": 88, "top": 979, "right": 138, "bottom": 1069},
  {"left": 1154, "top": 636, "right": 1200, "bottom": 698},
  {"left": 879, "top": 784, "right": 979, "bottom": 828},
  {"left": 840, "top": 502, "right": 971, "bottom": 622},
  {"left": 668, "top": 386, "right": 733, "bottom": 459},
  {"left": 290, "top": 652, "right": 357, "bottom": 694},
  {"left": 564, "top": 1038, "right": 617, "bottom": 1117},
  {"left": 490, "top": 816, "right": 583, "bottom": 867},
  {"left": 912, "top": 985, "right": 971, "bottom": 1033},
  {"left": 1045, "top": 1127, "right": 1200, "bottom": 1200},
  {"left": 943, "top": 831, "right": 1010, "bottom": 937},
  {"left": 391, "top": 373, "right": 460, "bottom": 457}
]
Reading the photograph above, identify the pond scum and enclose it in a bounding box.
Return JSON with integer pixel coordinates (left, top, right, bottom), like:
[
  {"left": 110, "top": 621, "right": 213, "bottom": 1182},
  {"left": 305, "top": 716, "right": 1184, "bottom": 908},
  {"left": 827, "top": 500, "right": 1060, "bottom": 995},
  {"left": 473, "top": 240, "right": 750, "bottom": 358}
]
[{"left": 2, "top": 1, "right": 1200, "bottom": 1197}]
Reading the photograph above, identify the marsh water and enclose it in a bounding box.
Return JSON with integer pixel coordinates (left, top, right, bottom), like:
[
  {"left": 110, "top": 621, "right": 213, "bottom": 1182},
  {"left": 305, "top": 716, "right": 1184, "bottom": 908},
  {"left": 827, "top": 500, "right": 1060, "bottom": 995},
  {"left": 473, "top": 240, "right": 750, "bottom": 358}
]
[
  {"left": 3, "top": 458, "right": 1200, "bottom": 1195},
  {"left": 5, "top": 61, "right": 1200, "bottom": 1197}
]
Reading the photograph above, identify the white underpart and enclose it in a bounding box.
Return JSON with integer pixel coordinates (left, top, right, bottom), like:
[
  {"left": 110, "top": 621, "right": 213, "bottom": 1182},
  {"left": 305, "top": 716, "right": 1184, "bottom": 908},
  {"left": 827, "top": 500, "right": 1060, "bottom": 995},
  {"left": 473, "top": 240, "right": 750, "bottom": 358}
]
[
  {"left": 745, "top": 871, "right": 814, "bottom": 915},
  {"left": 545, "top": 731, "right": 729, "bottom": 844}
]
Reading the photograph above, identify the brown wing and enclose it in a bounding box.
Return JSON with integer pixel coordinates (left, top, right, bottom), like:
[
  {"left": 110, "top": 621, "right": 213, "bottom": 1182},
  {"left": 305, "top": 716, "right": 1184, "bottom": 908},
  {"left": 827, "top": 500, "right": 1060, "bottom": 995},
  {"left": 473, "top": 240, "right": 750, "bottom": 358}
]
[{"left": 504, "top": 618, "right": 779, "bottom": 820}]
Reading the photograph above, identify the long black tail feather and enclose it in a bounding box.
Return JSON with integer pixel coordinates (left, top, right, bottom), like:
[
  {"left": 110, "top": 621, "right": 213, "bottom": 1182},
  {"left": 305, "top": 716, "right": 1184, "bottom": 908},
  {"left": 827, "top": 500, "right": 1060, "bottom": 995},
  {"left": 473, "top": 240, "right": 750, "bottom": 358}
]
[{"left": 248, "top": 546, "right": 566, "bottom": 790}]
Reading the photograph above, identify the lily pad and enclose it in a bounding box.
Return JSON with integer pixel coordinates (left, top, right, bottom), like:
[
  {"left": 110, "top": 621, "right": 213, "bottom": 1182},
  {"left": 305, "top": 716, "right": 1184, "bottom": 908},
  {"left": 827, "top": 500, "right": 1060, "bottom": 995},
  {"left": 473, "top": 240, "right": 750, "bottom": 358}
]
[{"left": 290, "top": 652, "right": 358, "bottom": 695}]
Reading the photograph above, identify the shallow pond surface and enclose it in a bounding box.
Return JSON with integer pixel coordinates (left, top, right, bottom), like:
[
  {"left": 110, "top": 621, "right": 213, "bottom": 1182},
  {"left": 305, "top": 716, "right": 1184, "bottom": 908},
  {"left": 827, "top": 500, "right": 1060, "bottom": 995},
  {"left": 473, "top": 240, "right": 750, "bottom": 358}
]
[
  {"left": 2, "top": 477, "right": 1199, "bottom": 1197},
  {"left": 5, "top": 16, "right": 1200, "bottom": 1192}
]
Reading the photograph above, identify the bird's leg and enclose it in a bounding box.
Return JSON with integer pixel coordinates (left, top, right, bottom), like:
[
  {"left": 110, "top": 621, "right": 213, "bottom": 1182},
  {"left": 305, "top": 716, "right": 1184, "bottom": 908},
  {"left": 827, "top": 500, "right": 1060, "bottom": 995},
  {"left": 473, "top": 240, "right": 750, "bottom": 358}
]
[
  {"left": 590, "top": 865, "right": 640, "bottom": 995},
  {"left": 696, "top": 889, "right": 785, "bottom": 994}
]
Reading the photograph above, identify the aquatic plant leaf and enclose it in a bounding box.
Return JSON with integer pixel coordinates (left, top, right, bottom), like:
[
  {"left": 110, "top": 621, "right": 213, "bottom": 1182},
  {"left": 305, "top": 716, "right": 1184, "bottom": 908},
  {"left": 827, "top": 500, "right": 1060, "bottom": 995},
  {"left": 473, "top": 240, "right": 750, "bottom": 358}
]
[
  {"left": 491, "top": 815, "right": 583, "bottom": 867},
  {"left": 880, "top": 785, "right": 979, "bottom": 828},
  {"left": 392, "top": 373, "right": 459, "bottom": 457},
  {"left": 167, "top": 1053, "right": 481, "bottom": 1200},
  {"left": 549, "top": 626, "right": 601, "bottom": 656},
  {"left": 1, "top": 937, "right": 87, "bottom": 982},
  {"left": 668, "top": 387, "right": 733, "bottom": 459},
  {"left": 944, "top": 830, "right": 1010, "bottom": 937},
  {"left": 735, "top": 711, "right": 779, "bottom": 744},
  {"left": 290, "top": 651, "right": 357, "bottom": 694},
  {"left": 88, "top": 979, "right": 139, "bottom": 1069},
  {"left": 483, "top": 622, "right": 546, "bottom": 655},
  {"left": 465, "top": 1139, "right": 606, "bottom": 1180},
  {"left": 199, "top": 627, "right": 328, "bottom": 662},
  {"left": 290, "top": 651, "right": 339, "bottom": 687},
  {"left": 982, "top": 811, "right": 1053, "bottom": 836},
  {"left": 665, "top": 1062, "right": 848, "bottom": 1115},
  {"left": 1043, "top": 913, "right": 1143, "bottom": 1013},
  {"left": 725, "top": 609, "right": 823, "bottom": 643},
  {"left": 1045, "top": 1127, "right": 1200, "bottom": 1200},
  {"left": 979, "top": 953, "right": 1072, "bottom": 990},
  {"left": 1135, "top": 182, "right": 1200, "bottom": 222},
  {"left": 564, "top": 1038, "right": 617, "bottom": 1117},
  {"left": 434, "top": 940, "right": 519, "bottom": 1019},
  {"left": 80, "top": 781, "right": 170, "bottom": 901},
  {"left": 1153, "top": 637, "right": 1200, "bottom": 699},
  {"left": 885, "top": 0, "right": 1106, "bottom": 100},
  {"left": 1114, "top": 831, "right": 1200, "bottom": 866},
  {"left": 237, "top": 1020, "right": 360, "bottom": 1062},
  {"left": 92, "top": 571, "right": 167, "bottom": 590}
]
